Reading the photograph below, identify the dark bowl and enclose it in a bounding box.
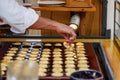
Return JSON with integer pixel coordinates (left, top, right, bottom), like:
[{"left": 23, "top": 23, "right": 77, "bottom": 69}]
[{"left": 70, "top": 70, "right": 103, "bottom": 80}]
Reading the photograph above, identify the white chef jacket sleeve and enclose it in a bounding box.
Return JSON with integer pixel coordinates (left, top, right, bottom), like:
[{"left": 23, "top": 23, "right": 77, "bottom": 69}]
[{"left": 0, "top": 0, "right": 39, "bottom": 33}]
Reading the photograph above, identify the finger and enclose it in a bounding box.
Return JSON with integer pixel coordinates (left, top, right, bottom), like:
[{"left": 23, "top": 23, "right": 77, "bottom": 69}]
[
  {"left": 60, "top": 33, "right": 70, "bottom": 41},
  {"left": 69, "top": 32, "right": 76, "bottom": 41}
]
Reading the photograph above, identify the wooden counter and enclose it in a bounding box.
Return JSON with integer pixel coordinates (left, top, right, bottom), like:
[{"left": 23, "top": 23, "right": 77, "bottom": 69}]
[
  {"left": 32, "top": 5, "right": 96, "bottom": 12},
  {"left": 0, "top": 38, "right": 120, "bottom": 80}
]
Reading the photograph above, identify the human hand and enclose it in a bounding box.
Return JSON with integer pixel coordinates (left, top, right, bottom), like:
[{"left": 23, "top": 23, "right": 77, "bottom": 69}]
[{"left": 55, "top": 23, "right": 76, "bottom": 42}]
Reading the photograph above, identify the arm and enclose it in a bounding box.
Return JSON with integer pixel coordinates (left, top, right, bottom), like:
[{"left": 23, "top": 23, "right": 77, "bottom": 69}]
[
  {"left": 0, "top": 0, "right": 76, "bottom": 41},
  {"left": 28, "top": 17, "right": 76, "bottom": 42}
]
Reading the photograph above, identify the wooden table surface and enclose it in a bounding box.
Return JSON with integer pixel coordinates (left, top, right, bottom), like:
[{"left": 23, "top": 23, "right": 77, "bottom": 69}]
[{"left": 0, "top": 38, "right": 120, "bottom": 80}]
